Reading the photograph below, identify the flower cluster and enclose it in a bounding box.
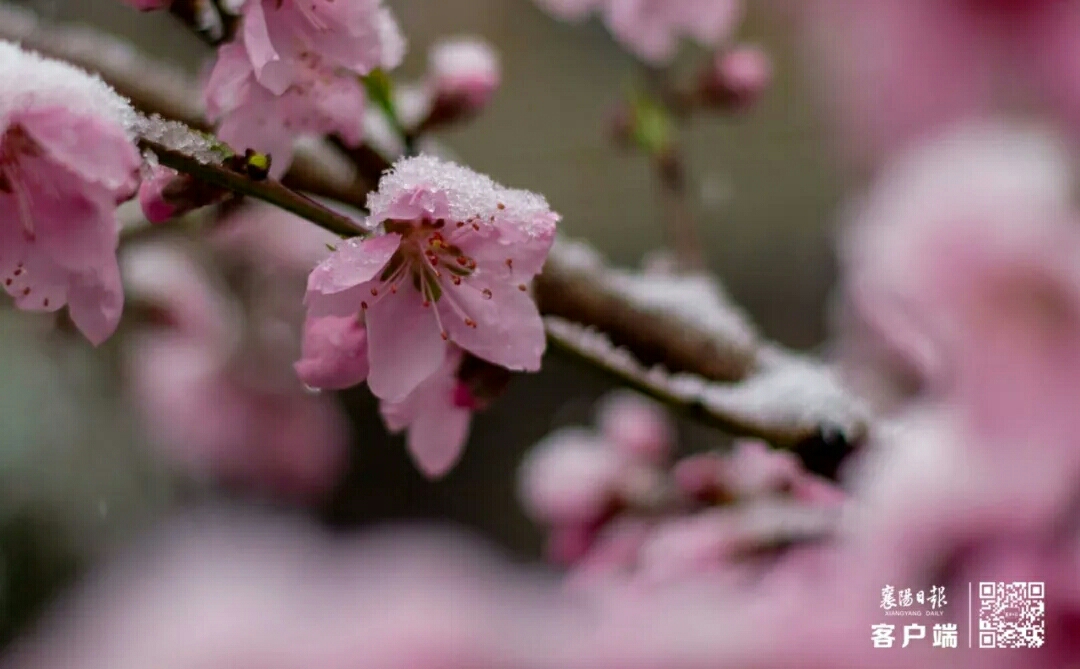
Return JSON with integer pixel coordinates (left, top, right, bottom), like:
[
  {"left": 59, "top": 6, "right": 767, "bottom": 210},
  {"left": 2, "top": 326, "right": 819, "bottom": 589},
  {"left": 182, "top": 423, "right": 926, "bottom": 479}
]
[
  {"left": 123, "top": 205, "right": 353, "bottom": 501},
  {"left": 203, "top": 0, "right": 406, "bottom": 176},
  {"left": 297, "top": 154, "right": 559, "bottom": 477},
  {"left": 519, "top": 390, "right": 843, "bottom": 583},
  {"left": 534, "top": 0, "right": 744, "bottom": 63}
]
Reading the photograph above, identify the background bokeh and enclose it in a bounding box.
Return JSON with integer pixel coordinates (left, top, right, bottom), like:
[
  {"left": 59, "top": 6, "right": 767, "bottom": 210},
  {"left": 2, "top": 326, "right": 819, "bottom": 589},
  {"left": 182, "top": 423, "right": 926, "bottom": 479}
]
[{"left": 0, "top": 0, "right": 852, "bottom": 639}]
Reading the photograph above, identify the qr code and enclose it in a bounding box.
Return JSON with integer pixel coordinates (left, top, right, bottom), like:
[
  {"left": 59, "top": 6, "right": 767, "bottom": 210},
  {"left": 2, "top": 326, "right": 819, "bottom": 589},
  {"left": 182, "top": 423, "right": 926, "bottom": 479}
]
[{"left": 978, "top": 582, "right": 1045, "bottom": 648}]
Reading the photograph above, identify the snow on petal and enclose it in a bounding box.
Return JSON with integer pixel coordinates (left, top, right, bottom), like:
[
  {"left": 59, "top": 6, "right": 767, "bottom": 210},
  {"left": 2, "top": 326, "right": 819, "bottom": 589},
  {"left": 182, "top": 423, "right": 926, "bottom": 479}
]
[
  {"left": 0, "top": 40, "right": 139, "bottom": 344},
  {"left": 306, "top": 234, "right": 402, "bottom": 296}
]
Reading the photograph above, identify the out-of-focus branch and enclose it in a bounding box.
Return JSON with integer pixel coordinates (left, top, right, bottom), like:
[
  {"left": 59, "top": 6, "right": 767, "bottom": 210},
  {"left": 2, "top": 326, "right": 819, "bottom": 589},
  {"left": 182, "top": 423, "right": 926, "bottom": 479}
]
[
  {"left": 0, "top": 5, "right": 873, "bottom": 449},
  {"left": 0, "top": 2, "right": 372, "bottom": 208},
  {"left": 540, "top": 240, "right": 871, "bottom": 448},
  {"left": 537, "top": 239, "right": 759, "bottom": 383}
]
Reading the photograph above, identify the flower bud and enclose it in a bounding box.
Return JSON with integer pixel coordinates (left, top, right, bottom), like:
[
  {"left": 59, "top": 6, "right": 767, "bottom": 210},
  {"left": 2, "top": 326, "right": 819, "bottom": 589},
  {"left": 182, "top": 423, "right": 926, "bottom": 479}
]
[
  {"left": 138, "top": 164, "right": 230, "bottom": 223},
  {"left": 699, "top": 44, "right": 772, "bottom": 111},
  {"left": 429, "top": 37, "right": 501, "bottom": 114}
]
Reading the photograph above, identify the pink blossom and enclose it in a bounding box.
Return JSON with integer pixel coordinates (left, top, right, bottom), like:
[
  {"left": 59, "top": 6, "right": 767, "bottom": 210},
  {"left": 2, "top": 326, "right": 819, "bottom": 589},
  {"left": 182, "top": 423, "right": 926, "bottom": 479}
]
[
  {"left": 137, "top": 164, "right": 181, "bottom": 223},
  {"left": 840, "top": 126, "right": 1080, "bottom": 576},
  {"left": 129, "top": 335, "right": 351, "bottom": 500},
  {"left": 428, "top": 37, "right": 502, "bottom": 114},
  {"left": 379, "top": 345, "right": 474, "bottom": 478},
  {"left": 123, "top": 206, "right": 351, "bottom": 502},
  {"left": 799, "top": 0, "right": 1080, "bottom": 159},
  {"left": 204, "top": 41, "right": 367, "bottom": 178},
  {"left": 137, "top": 163, "right": 230, "bottom": 223},
  {"left": 238, "top": 0, "right": 404, "bottom": 95},
  {"left": 518, "top": 427, "right": 624, "bottom": 527},
  {"left": 0, "top": 514, "right": 569, "bottom": 669},
  {"left": 603, "top": 0, "right": 744, "bottom": 64},
  {"left": 304, "top": 155, "right": 559, "bottom": 402},
  {"left": 839, "top": 122, "right": 1077, "bottom": 404},
  {"left": 0, "top": 41, "right": 140, "bottom": 345},
  {"left": 595, "top": 389, "right": 674, "bottom": 465},
  {"left": 700, "top": 43, "right": 773, "bottom": 110},
  {"left": 534, "top": 0, "right": 743, "bottom": 63}
]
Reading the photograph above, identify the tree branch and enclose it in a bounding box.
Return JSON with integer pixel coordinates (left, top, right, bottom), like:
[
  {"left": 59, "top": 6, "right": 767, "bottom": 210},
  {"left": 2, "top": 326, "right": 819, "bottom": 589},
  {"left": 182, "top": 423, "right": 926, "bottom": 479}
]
[
  {"left": 0, "top": 4, "right": 873, "bottom": 449},
  {"left": 139, "top": 137, "right": 367, "bottom": 238}
]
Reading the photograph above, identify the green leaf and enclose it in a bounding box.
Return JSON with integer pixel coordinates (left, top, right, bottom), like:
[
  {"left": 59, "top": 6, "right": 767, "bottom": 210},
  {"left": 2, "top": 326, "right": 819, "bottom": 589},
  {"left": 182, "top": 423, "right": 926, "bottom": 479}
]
[
  {"left": 362, "top": 69, "right": 411, "bottom": 147},
  {"left": 629, "top": 91, "right": 674, "bottom": 157}
]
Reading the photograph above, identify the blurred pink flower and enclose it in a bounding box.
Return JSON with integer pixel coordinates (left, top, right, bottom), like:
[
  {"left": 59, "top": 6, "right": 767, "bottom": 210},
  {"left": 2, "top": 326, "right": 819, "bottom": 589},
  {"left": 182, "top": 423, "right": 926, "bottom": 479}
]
[
  {"left": 239, "top": 0, "right": 404, "bottom": 95},
  {"left": 123, "top": 206, "right": 352, "bottom": 502},
  {"left": 839, "top": 123, "right": 1079, "bottom": 416},
  {"left": 518, "top": 427, "right": 624, "bottom": 527},
  {"left": 700, "top": 43, "right": 773, "bottom": 110},
  {"left": 379, "top": 345, "right": 476, "bottom": 478},
  {"left": 428, "top": 37, "right": 502, "bottom": 114},
  {"left": 304, "top": 155, "right": 558, "bottom": 402},
  {"left": 595, "top": 389, "right": 674, "bottom": 465},
  {"left": 534, "top": 0, "right": 743, "bottom": 64},
  {"left": 0, "top": 41, "right": 140, "bottom": 345},
  {"left": 603, "top": 0, "right": 744, "bottom": 64},
  {"left": 1, "top": 515, "right": 568, "bottom": 669},
  {"left": 129, "top": 336, "right": 351, "bottom": 500},
  {"left": 800, "top": 0, "right": 1080, "bottom": 159},
  {"left": 204, "top": 41, "right": 367, "bottom": 178}
]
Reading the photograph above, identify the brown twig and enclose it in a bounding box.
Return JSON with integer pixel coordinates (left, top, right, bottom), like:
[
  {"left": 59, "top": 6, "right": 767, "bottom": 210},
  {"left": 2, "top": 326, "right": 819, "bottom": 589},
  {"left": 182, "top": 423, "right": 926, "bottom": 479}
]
[{"left": 139, "top": 139, "right": 367, "bottom": 238}]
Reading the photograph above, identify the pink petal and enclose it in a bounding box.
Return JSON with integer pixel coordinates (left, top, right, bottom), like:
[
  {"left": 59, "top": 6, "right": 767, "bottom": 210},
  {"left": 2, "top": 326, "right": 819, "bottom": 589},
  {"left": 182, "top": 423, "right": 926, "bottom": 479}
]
[
  {"left": 241, "top": 0, "right": 297, "bottom": 96},
  {"left": 440, "top": 282, "right": 546, "bottom": 371},
  {"left": 309, "top": 75, "right": 367, "bottom": 147},
  {"left": 18, "top": 108, "right": 140, "bottom": 199},
  {"left": 12, "top": 164, "right": 119, "bottom": 272},
  {"left": 67, "top": 262, "right": 124, "bottom": 345},
  {"left": 204, "top": 42, "right": 257, "bottom": 121},
  {"left": 518, "top": 428, "right": 622, "bottom": 525},
  {"left": 0, "top": 232, "right": 70, "bottom": 313},
  {"left": 306, "top": 234, "right": 401, "bottom": 296},
  {"left": 365, "top": 289, "right": 447, "bottom": 401},
  {"left": 405, "top": 400, "right": 472, "bottom": 478}
]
